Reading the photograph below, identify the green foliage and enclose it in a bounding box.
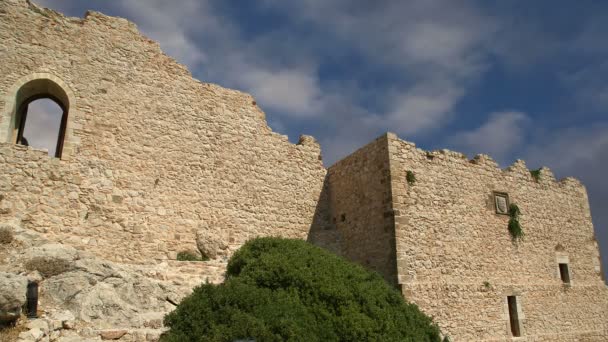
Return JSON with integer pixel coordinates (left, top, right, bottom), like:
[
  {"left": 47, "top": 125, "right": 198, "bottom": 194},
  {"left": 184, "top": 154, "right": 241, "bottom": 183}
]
[
  {"left": 483, "top": 281, "right": 491, "bottom": 289},
  {"left": 530, "top": 169, "right": 541, "bottom": 182},
  {"left": 406, "top": 170, "right": 416, "bottom": 185},
  {"left": 508, "top": 204, "right": 524, "bottom": 240},
  {"left": 162, "top": 237, "right": 444, "bottom": 342},
  {"left": 176, "top": 250, "right": 208, "bottom": 262}
]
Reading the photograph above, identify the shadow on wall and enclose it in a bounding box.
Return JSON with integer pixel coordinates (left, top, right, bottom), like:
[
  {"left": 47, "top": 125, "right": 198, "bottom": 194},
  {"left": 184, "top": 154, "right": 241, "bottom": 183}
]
[{"left": 307, "top": 174, "right": 342, "bottom": 256}]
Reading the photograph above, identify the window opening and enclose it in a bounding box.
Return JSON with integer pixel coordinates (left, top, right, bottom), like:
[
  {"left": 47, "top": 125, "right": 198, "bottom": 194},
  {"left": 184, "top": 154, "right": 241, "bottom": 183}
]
[
  {"left": 507, "top": 296, "right": 521, "bottom": 337},
  {"left": 559, "top": 263, "right": 570, "bottom": 284},
  {"left": 16, "top": 97, "right": 67, "bottom": 158}
]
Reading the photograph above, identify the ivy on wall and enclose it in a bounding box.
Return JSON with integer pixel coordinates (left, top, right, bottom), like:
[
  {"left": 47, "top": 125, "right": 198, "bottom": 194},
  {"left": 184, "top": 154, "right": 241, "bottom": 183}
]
[
  {"left": 508, "top": 203, "right": 524, "bottom": 240},
  {"left": 406, "top": 171, "right": 416, "bottom": 185}
]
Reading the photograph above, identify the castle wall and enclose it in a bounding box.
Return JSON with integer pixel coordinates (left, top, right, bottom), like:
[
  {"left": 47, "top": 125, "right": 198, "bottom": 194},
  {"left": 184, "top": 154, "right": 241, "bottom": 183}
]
[
  {"left": 325, "top": 134, "right": 398, "bottom": 284},
  {"left": 0, "top": 0, "right": 327, "bottom": 263},
  {"left": 387, "top": 133, "right": 608, "bottom": 341}
]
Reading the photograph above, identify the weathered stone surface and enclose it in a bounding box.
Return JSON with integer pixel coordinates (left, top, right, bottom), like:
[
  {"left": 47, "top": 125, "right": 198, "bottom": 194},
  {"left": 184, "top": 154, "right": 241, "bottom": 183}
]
[
  {"left": 326, "top": 133, "right": 608, "bottom": 341},
  {"left": 25, "top": 319, "right": 50, "bottom": 335},
  {"left": 195, "top": 221, "right": 228, "bottom": 259},
  {"left": 0, "top": 272, "right": 27, "bottom": 323},
  {"left": 18, "top": 327, "right": 44, "bottom": 341},
  {"left": 0, "top": 0, "right": 327, "bottom": 266},
  {"left": 98, "top": 329, "right": 127, "bottom": 340}
]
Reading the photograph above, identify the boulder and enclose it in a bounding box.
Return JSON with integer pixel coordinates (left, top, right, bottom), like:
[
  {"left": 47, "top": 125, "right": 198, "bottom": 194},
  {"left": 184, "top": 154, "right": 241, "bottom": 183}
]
[
  {"left": 24, "top": 243, "right": 79, "bottom": 263},
  {"left": 22, "top": 244, "right": 80, "bottom": 278},
  {"left": 18, "top": 327, "right": 44, "bottom": 341},
  {"left": 41, "top": 257, "right": 179, "bottom": 328},
  {"left": 195, "top": 221, "right": 228, "bottom": 259},
  {"left": 0, "top": 272, "right": 27, "bottom": 323}
]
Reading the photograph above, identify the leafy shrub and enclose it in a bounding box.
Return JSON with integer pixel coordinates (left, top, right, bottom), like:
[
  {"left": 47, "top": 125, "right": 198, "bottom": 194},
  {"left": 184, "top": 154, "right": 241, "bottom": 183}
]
[
  {"left": 25, "top": 257, "right": 72, "bottom": 277},
  {"left": 530, "top": 169, "right": 541, "bottom": 182},
  {"left": 508, "top": 204, "right": 524, "bottom": 240},
  {"left": 406, "top": 171, "right": 416, "bottom": 185},
  {"left": 0, "top": 226, "right": 13, "bottom": 244},
  {"left": 162, "top": 237, "right": 446, "bottom": 342},
  {"left": 176, "top": 250, "right": 208, "bottom": 261}
]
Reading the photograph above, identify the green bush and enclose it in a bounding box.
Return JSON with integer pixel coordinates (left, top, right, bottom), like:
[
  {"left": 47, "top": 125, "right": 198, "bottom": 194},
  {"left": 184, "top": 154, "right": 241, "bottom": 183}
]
[
  {"left": 406, "top": 170, "right": 416, "bottom": 185},
  {"left": 162, "top": 237, "right": 446, "bottom": 342},
  {"left": 508, "top": 203, "right": 524, "bottom": 241},
  {"left": 530, "top": 169, "right": 541, "bottom": 182},
  {"left": 176, "top": 250, "right": 208, "bottom": 261}
]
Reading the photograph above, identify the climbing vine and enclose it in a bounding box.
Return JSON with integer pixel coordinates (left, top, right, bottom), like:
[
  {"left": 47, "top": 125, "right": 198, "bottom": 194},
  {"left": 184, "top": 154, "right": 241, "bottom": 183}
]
[{"left": 508, "top": 203, "right": 524, "bottom": 240}]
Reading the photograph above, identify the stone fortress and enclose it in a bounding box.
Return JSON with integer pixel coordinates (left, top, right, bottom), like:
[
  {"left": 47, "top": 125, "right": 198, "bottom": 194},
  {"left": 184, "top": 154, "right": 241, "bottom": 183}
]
[{"left": 1, "top": 0, "right": 607, "bottom": 340}]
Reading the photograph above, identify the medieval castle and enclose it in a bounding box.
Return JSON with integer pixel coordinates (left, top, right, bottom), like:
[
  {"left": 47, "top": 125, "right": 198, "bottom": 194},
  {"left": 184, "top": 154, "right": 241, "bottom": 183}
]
[{"left": 1, "top": 1, "right": 607, "bottom": 340}]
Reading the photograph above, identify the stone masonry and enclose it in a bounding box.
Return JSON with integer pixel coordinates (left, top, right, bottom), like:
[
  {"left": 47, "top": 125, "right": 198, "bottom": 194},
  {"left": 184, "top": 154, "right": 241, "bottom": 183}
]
[
  {"left": 0, "top": 0, "right": 326, "bottom": 264},
  {"left": 326, "top": 133, "right": 608, "bottom": 341},
  {"left": 1, "top": 1, "right": 607, "bottom": 341}
]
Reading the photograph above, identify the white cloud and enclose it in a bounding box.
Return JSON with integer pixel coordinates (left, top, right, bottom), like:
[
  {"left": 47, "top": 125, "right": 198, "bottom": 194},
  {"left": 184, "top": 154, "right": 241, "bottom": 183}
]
[
  {"left": 448, "top": 111, "right": 529, "bottom": 162},
  {"left": 525, "top": 125, "right": 608, "bottom": 173},
  {"left": 258, "top": 0, "right": 496, "bottom": 138},
  {"left": 117, "top": 0, "right": 208, "bottom": 67},
  {"left": 238, "top": 69, "right": 323, "bottom": 117},
  {"left": 386, "top": 81, "right": 465, "bottom": 135}
]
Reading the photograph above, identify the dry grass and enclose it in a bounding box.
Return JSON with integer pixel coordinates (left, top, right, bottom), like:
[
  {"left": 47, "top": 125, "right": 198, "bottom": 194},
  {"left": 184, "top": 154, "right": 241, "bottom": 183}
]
[
  {"left": 0, "top": 316, "right": 27, "bottom": 342},
  {"left": 0, "top": 226, "right": 13, "bottom": 244},
  {"left": 25, "top": 256, "right": 72, "bottom": 277}
]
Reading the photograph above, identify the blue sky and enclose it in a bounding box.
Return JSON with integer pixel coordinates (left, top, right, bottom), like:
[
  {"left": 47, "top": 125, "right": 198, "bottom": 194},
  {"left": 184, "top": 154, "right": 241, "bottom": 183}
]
[{"left": 33, "top": 0, "right": 608, "bottom": 278}]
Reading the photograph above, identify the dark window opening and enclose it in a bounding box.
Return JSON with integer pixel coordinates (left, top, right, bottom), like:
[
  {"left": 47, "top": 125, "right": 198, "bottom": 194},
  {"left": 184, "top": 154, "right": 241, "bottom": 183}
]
[
  {"left": 559, "top": 263, "right": 570, "bottom": 284},
  {"left": 16, "top": 97, "right": 67, "bottom": 158},
  {"left": 507, "top": 296, "right": 521, "bottom": 337}
]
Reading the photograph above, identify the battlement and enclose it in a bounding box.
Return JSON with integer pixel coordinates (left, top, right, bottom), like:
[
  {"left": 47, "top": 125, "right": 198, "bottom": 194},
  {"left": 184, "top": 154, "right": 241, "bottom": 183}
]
[{"left": 383, "top": 132, "right": 585, "bottom": 189}]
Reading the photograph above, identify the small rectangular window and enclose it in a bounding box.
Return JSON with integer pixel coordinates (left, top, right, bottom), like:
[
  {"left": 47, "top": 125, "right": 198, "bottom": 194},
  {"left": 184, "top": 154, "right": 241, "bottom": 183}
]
[
  {"left": 559, "top": 263, "right": 570, "bottom": 284},
  {"left": 507, "top": 296, "right": 521, "bottom": 337}
]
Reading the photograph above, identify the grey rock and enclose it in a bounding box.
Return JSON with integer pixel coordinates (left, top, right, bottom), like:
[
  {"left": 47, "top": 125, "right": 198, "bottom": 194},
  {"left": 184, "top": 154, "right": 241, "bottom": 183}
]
[
  {"left": 18, "top": 327, "right": 44, "bottom": 341},
  {"left": 195, "top": 221, "right": 228, "bottom": 259},
  {"left": 0, "top": 272, "right": 27, "bottom": 323},
  {"left": 24, "top": 243, "right": 80, "bottom": 263},
  {"left": 26, "top": 319, "right": 50, "bottom": 335},
  {"left": 42, "top": 256, "right": 177, "bottom": 329}
]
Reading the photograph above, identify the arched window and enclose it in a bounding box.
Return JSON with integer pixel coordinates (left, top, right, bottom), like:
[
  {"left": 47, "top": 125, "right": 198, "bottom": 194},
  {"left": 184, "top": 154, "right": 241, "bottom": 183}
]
[
  {"left": 16, "top": 96, "right": 67, "bottom": 158},
  {"left": 8, "top": 78, "right": 70, "bottom": 158}
]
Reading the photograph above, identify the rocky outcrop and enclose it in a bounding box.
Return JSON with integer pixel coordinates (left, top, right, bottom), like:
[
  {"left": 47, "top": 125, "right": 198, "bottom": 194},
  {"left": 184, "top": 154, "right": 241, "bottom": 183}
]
[
  {"left": 0, "top": 222, "right": 226, "bottom": 341},
  {"left": 195, "top": 221, "right": 228, "bottom": 260},
  {"left": 0, "top": 272, "right": 27, "bottom": 324}
]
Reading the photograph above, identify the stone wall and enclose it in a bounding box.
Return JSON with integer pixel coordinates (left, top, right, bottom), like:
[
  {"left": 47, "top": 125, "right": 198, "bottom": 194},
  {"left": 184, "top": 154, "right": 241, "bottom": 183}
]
[
  {"left": 324, "top": 135, "right": 398, "bottom": 285},
  {"left": 2, "top": 1, "right": 607, "bottom": 340},
  {"left": 0, "top": 0, "right": 327, "bottom": 264},
  {"left": 387, "top": 133, "right": 608, "bottom": 341}
]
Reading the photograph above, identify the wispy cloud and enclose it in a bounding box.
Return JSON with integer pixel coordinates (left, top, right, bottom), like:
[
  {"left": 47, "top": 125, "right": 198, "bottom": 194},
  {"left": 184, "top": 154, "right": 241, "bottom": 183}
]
[{"left": 448, "top": 111, "right": 529, "bottom": 163}]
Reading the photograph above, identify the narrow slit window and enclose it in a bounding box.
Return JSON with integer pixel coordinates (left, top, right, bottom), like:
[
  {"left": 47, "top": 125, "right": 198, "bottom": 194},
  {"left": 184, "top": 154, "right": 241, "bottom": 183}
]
[
  {"left": 507, "top": 296, "right": 521, "bottom": 337},
  {"left": 559, "top": 263, "right": 570, "bottom": 284}
]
